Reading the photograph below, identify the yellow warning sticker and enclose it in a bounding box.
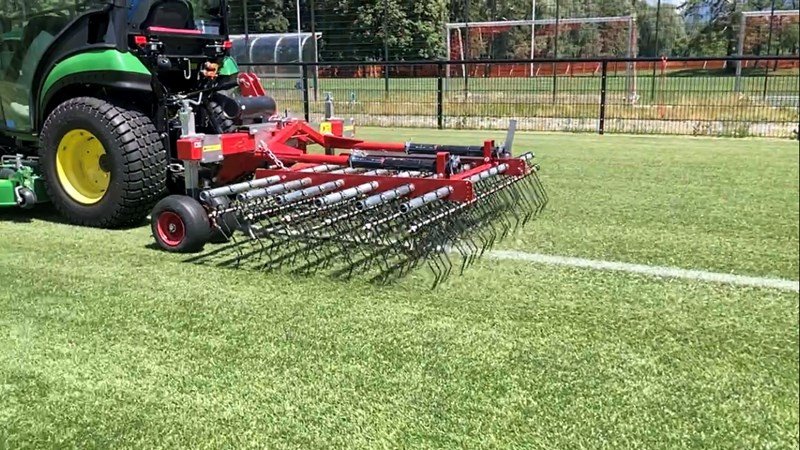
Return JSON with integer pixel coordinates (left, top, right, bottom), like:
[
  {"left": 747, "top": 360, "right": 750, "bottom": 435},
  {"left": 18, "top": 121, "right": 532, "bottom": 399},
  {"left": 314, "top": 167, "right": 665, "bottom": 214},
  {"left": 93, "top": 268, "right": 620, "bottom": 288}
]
[
  {"left": 203, "top": 144, "right": 222, "bottom": 153},
  {"left": 319, "top": 122, "right": 332, "bottom": 134}
]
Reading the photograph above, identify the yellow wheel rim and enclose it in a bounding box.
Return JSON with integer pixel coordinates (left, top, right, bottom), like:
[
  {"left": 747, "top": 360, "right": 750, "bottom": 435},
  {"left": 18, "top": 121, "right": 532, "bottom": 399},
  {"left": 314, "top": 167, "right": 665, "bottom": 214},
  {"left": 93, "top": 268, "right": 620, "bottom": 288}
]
[{"left": 56, "top": 129, "right": 110, "bottom": 205}]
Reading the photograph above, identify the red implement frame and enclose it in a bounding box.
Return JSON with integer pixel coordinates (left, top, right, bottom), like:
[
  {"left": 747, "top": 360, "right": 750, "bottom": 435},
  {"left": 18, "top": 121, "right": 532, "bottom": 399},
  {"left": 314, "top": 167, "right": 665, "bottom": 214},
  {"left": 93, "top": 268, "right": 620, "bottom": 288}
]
[{"left": 177, "top": 117, "right": 530, "bottom": 203}]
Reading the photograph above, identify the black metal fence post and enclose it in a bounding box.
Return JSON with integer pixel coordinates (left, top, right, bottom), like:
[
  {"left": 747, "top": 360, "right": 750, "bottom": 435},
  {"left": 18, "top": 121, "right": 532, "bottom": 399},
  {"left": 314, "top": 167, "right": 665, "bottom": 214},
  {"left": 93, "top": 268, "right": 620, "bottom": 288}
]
[
  {"left": 437, "top": 62, "right": 445, "bottom": 129},
  {"left": 383, "top": 0, "right": 390, "bottom": 93},
  {"left": 301, "top": 63, "right": 310, "bottom": 122},
  {"left": 599, "top": 60, "right": 608, "bottom": 135}
]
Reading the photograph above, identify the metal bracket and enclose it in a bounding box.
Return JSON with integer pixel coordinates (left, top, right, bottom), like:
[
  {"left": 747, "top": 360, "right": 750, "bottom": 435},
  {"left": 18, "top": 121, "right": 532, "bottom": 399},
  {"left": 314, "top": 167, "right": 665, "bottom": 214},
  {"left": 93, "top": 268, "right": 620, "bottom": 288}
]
[
  {"left": 183, "top": 161, "right": 201, "bottom": 199},
  {"left": 178, "top": 99, "right": 200, "bottom": 137},
  {"left": 501, "top": 119, "right": 517, "bottom": 157}
]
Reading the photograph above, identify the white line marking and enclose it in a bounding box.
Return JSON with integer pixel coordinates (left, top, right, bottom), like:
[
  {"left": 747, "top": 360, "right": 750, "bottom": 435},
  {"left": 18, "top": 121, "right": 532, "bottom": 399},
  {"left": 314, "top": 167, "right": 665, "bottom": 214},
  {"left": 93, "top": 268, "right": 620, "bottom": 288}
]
[{"left": 486, "top": 250, "right": 800, "bottom": 293}]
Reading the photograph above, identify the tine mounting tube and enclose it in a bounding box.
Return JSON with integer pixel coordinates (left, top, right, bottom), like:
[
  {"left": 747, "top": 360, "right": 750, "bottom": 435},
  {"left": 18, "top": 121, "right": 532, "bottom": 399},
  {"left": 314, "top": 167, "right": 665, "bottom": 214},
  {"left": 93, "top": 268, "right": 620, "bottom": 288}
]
[
  {"left": 200, "top": 175, "right": 282, "bottom": 202},
  {"left": 300, "top": 164, "right": 344, "bottom": 173},
  {"left": 466, "top": 164, "right": 509, "bottom": 183},
  {"left": 275, "top": 179, "right": 346, "bottom": 205},
  {"left": 356, "top": 184, "right": 415, "bottom": 210},
  {"left": 315, "top": 181, "right": 379, "bottom": 207},
  {"left": 398, "top": 186, "right": 454, "bottom": 213},
  {"left": 237, "top": 177, "right": 313, "bottom": 202}
]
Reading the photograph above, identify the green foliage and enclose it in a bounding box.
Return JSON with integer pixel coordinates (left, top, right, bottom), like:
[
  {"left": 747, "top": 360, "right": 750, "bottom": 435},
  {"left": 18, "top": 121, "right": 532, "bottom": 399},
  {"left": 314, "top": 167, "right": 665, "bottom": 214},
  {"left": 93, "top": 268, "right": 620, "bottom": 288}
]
[
  {"left": 682, "top": 0, "right": 800, "bottom": 56},
  {"left": 251, "top": 0, "right": 290, "bottom": 33},
  {"left": 310, "top": 0, "right": 449, "bottom": 60},
  {"left": 224, "top": 0, "right": 798, "bottom": 60},
  {"left": 636, "top": 1, "right": 687, "bottom": 57}
]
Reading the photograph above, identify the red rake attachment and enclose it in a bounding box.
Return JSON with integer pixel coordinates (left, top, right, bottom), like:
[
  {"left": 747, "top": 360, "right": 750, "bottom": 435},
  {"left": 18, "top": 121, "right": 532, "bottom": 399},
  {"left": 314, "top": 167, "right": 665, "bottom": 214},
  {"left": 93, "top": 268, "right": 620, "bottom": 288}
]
[{"left": 151, "top": 99, "right": 546, "bottom": 287}]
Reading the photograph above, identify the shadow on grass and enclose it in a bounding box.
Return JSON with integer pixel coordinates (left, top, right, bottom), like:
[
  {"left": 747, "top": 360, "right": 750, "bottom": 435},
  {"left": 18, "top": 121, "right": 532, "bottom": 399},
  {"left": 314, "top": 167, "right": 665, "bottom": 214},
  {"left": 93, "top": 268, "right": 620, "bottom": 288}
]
[
  {"left": 0, "top": 204, "right": 66, "bottom": 225},
  {"left": 0, "top": 203, "right": 149, "bottom": 230},
  {"left": 168, "top": 234, "right": 465, "bottom": 290}
]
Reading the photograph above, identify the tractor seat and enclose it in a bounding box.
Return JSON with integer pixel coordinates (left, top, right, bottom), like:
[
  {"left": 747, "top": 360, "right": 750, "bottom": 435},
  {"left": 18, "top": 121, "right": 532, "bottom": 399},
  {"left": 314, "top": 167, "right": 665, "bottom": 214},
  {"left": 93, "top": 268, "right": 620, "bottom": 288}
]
[{"left": 140, "top": 0, "right": 196, "bottom": 32}]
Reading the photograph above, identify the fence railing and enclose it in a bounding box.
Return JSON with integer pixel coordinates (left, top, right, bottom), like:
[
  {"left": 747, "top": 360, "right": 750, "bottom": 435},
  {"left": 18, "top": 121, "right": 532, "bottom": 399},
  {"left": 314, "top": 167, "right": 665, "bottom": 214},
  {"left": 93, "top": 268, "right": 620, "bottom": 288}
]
[{"left": 238, "top": 56, "right": 800, "bottom": 139}]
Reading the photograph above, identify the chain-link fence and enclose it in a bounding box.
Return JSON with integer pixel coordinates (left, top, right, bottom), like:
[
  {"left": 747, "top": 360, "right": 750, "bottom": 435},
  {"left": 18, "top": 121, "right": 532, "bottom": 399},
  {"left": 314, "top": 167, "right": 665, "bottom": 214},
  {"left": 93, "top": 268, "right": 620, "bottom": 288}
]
[{"left": 239, "top": 56, "right": 799, "bottom": 139}]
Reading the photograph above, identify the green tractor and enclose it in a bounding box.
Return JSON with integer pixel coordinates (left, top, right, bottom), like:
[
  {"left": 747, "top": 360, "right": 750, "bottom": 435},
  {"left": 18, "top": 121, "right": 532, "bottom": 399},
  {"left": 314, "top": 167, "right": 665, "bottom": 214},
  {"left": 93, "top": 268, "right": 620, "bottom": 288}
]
[{"left": 0, "top": 0, "right": 241, "bottom": 226}]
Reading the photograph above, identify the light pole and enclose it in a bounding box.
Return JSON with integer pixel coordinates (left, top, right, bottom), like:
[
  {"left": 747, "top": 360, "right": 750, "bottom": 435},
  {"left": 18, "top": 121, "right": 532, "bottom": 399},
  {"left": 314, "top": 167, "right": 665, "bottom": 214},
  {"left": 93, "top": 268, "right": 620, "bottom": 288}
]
[
  {"left": 650, "top": 0, "right": 661, "bottom": 100},
  {"left": 762, "top": 0, "right": 777, "bottom": 98},
  {"left": 552, "top": 0, "right": 560, "bottom": 102},
  {"left": 296, "top": 0, "right": 302, "bottom": 64},
  {"left": 530, "top": 0, "right": 536, "bottom": 76},
  {"left": 384, "top": 0, "right": 390, "bottom": 92}
]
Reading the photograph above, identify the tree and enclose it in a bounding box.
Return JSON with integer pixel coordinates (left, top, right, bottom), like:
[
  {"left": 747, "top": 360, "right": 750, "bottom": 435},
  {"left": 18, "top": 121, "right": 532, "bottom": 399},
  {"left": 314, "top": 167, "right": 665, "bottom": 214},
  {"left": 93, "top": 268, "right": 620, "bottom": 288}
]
[
  {"left": 681, "top": 0, "right": 799, "bottom": 56},
  {"left": 222, "top": 0, "right": 797, "bottom": 61},
  {"left": 775, "top": 16, "right": 800, "bottom": 53},
  {"left": 636, "top": 1, "right": 687, "bottom": 56}
]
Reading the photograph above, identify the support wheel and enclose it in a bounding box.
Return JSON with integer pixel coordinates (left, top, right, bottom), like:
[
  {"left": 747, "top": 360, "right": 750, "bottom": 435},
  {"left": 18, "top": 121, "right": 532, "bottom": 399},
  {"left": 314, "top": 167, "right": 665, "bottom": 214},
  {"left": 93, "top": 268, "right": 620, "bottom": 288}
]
[{"left": 151, "top": 195, "right": 211, "bottom": 253}]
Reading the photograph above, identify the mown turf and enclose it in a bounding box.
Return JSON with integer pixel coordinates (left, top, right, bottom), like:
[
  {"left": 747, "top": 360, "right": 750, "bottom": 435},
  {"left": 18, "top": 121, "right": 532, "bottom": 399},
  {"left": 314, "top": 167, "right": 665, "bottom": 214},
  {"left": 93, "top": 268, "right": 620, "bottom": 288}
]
[{"left": 1, "top": 131, "right": 798, "bottom": 449}]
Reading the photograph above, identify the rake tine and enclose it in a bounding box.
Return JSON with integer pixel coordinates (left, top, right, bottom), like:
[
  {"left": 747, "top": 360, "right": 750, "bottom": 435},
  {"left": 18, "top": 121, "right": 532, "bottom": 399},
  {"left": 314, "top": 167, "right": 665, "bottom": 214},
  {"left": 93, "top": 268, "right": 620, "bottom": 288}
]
[{"left": 184, "top": 139, "right": 547, "bottom": 286}]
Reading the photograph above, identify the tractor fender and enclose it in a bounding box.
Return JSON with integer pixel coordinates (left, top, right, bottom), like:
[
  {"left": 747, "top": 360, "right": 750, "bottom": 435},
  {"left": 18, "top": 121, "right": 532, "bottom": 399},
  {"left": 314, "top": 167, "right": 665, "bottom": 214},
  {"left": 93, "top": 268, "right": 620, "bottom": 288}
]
[
  {"left": 37, "top": 50, "right": 153, "bottom": 130},
  {"left": 30, "top": 4, "right": 133, "bottom": 131}
]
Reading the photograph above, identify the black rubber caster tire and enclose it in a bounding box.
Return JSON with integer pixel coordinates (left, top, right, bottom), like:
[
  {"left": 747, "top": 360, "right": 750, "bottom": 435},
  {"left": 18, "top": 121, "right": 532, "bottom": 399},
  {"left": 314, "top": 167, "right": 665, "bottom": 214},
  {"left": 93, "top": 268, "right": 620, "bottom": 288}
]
[
  {"left": 17, "top": 188, "right": 37, "bottom": 209},
  {"left": 151, "top": 195, "right": 211, "bottom": 253}
]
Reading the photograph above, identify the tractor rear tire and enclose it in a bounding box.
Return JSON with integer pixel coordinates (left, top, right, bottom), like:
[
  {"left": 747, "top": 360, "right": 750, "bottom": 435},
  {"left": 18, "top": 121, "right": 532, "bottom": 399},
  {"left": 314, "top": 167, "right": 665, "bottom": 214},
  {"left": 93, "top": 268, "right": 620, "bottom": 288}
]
[
  {"left": 151, "top": 195, "right": 211, "bottom": 253},
  {"left": 39, "top": 97, "right": 167, "bottom": 228}
]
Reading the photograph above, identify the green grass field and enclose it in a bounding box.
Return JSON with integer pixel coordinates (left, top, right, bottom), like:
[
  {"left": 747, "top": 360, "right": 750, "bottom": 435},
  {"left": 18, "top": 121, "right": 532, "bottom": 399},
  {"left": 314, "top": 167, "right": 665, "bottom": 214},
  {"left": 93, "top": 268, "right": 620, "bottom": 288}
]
[{"left": 1, "top": 130, "right": 798, "bottom": 448}]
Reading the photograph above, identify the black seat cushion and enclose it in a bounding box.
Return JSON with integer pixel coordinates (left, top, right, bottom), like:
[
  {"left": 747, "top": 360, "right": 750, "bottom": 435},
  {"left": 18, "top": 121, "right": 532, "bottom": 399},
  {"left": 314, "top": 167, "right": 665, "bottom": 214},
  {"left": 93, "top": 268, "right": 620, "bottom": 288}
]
[{"left": 140, "top": 0, "right": 195, "bottom": 30}]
